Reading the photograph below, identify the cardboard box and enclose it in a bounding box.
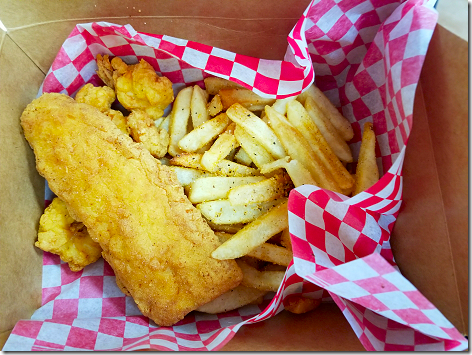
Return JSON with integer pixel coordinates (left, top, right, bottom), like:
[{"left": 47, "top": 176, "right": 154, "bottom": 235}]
[{"left": 0, "top": 0, "right": 467, "bottom": 351}]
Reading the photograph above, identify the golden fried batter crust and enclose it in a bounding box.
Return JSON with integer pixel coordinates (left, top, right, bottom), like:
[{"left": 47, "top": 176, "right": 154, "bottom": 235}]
[
  {"left": 36, "top": 197, "right": 102, "bottom": 271},
  {"left": 21, "top": 93, "right": 242, "bottom": 326}
]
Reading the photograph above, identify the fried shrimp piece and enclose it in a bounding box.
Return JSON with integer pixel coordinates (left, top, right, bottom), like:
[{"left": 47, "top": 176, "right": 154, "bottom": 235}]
[
  {"left": 75, "top": 83, "right": 115, "bottom": 112},
  {"left": 96, "top": 54, "right": 174, "bottom": 119},
  {"left": 107, "top": 109, "right": 130, "bottom": 135},
  {"left": 75, "top": 83, "right": 130, "bottom": 135},
  {"left": 96, "top": 54, "right": 115, "bottom": 88},
  {"left": 127, "top": 110, "right": 169, "bottom": 158},
  {"left": 35, "top": 197, "right": 102, "bottom": 271}
]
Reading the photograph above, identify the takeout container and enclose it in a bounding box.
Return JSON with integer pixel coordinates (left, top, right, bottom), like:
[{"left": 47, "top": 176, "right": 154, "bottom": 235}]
[{"left": 0, "top": 0, "right": 467, "bottom": 351}]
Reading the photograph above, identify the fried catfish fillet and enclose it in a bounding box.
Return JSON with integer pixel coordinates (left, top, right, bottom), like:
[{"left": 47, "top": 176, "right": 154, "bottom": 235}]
[
  {"left": 36, "top": 197, "right": 102, "bottom": 271},
  {"left": 96, "top": 54, "right": 174, "bottom": 119},
  {"left": 21, "top": 93, "right": 242, "bottom": 326}
]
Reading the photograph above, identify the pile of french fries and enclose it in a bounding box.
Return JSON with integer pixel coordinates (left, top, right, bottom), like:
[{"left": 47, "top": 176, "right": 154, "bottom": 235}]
[{"left": 155, "top": 77, "right": 379, "bottom": 314}]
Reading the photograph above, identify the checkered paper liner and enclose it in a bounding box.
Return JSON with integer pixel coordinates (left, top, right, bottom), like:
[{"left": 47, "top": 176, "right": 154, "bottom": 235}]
[{"left": 4, "top": 0, "right": 467, "bottom": 351}]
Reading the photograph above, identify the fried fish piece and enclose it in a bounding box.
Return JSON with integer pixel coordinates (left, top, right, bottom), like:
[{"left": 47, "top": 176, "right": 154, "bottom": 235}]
[
  {"left": 35, "top": 197, "right": 102, "bottom": 271},
  {"left": 96, "top": 54, "right": 174, "bottom": 120},
  {"left": 21, "top": 93, "right": 242, "bottom": 326}
]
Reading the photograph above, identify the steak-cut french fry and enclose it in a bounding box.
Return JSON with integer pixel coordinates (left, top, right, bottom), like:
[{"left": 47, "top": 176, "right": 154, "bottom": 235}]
[
  {"left": 201, "top": 132, "right": 238, "bottom": 172},
  {"left": 283, "top": 294, "right": 321, "bottom": 314},
  {"left": 196, "top": 285, "right": 266, "bottom": 314},
  {"left": 207, "top": 94, "right": 223, "bottom": 117},
  {"left": 353, "top": 122, "right": 379, "bottom": 195},
  {"left": 170, "top": 153, "right": 259, "bottom": 176},
  {"left": 305, "top": 96, "right": 353, "bottom": 163},
  {"left": 234, "top": 124, "right": 274, "bottom": 169},
  {"left": 297, "top": 84, "right": 354, "bottom": 141},
  {"left": 178, "top": 112, "right": 230, "bottom": 152},
  {"left": 260, "top": 158, "right": 317, "bottom": 187},
  {"left": 167, "top": 166, "right": 213, "bottom": 187},
  {"left": 191, "top": 85, "right": 210, "bottom": 128},
  {"left": 286, "top": 100, "right": 354, "bottom": 191},
  {"left": 227, "top": 103, "right": 286, "bottom": 159},
  {"left": 216, "top": 232, "right": 292, "bottom": 266},
  {"left": 236, "top": 260, "right": 285, "bottom": 292},
  {"left": 212, "top": 200, "right": 288, "bottom": 259},
  {"left": 228, "top": 173, "right": 291, "bottom": 205},
  {"left": 204, "top": 77, "right": 244, "bottom": 96},
  {"left": 188, "top": 176, "right": 264, "bottom": 204},
  {"left": 234, "top": 147, "right": 253, "bottom": 166},
  {"left": 265, "top": 106, "right": 341, "bottom": 193},
  {"left": 197, "top": 198, "right": 283, "bottom": 225},
  {"left": 168, "top": 86, "right": 193, "bottom": 156},
  {"left": 219, "top": 88, "right": 276, "bottom": 111}
]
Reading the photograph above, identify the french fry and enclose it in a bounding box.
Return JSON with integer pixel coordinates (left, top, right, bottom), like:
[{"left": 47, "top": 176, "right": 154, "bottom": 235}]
[
  {"left": 204, "top": 77, "right": 244, "bottom": 95},
  {"left": 265, "top": 105, "right": 341, "bottom": 193},
  {"left": 236, "top": 260, "right": 285, "bottom": 292},
  {"left": 353, "top": 122, "right": 379, "bottom": 195},
  {"left": 167, "top": 166, "right": 213, "bottom": 187},
  {"left": 219, "top": 88, "right": 276, "bottom": 112},
  {"left": 283, "top": 294, "right": 321, "bottom": 314},
  {"left": 191, "top": 84, "right": 210, "bottom": 128},
  {"left": 297, "top": 84, "right": 354, "bottom": 141},
  {"left": 178, "top": 112, "right": 230, "bottom": 152},
  {"left": 196, "top": 285, "right": 267, "bottom": 314},
  {"left": 260, "top": 157, "right": 317, "bottom": 187},
  {"left": 170, "top": 153, "right": 259, "bottom": 176},
  {"left": 234, "top": 147, "right": 253, "bottom": 166},
  {"left": 207, "top": 94, "right": 223, "bottom": 117},
  {"left": 305, "top": 96, "right": 353, "bottom": 163},
  {"left": 227, "top": 173, "right": 291, "bottom": 205},
  {"left": 280, "top": 228, "right": 292, "bottom": 251},
  {"left": 227, "top": 103, "right": 286, "bottom": 159},
  {"left": 248, "top": 243, "right": 292, "bottom": 267},
  {"left": 206, "top": 221, "right": 245, "bottom": 234},
  {"left": 157, "top": 115, "right": 170, "bottom": 132},
  {"left": 168, "top": 86, "right": 193, "bottom": 156},
  {"left": 234, "top": 124, "right": 274, "bottom": 169},
  {"left": 197, "top": 198, "right": 284, "bottom": 225},
  {"left": 200, "top": 132, "right": 238, "bottom": 172},
  {"left": 271, "top": 97, "right": 297, "bottom": 115},
  {"left": 216, "top": 232, "right": 292, "bottom": 267},
  {"left": 285, "top": 100, "right": 354, "bottom": 191},
  {"left": 188, "top": 176, "right": 264, "bottom": 204},
  {"left": 211, "top": 200, "right": 288, "bottom": 260}
]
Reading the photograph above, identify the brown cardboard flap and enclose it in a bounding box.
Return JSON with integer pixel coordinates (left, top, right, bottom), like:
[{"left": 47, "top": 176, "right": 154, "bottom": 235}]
[
  {"left": 419, "top": 24, "right": 468, "bottom": 334},
  {"left": 391, "top": 25, "right": 468, "bottom": 334},
  {"left": 0, "top": 0, "right": 311, "bottom": 30},
  {"left": 0, "top": 34, "right": 45, "bottom": 342},
  {"left": 7, "top": 17, "right": 305, "bottom": 75},
  {"left": 220, "top": 303, "right": 366, "bottom": 351}
]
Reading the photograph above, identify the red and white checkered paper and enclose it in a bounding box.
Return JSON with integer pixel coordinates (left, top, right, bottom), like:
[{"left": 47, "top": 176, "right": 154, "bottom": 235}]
[{"left": 5, "top": 0, "right": 468, "bottom": 351}]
